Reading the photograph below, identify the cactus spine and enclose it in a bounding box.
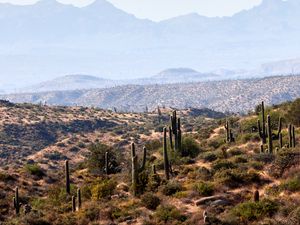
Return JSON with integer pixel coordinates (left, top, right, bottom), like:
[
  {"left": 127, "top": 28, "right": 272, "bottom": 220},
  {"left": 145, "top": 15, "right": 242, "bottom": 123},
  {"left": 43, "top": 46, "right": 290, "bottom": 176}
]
[
  {"left": 258, "top": 101, "right": 267, "bottom": 144},
  {"left": 267, "top": 115, "right": 273, "bottom": 154},
  {"left": 163, "top": 127, "right": 170, "bottom": 180},
  {"left": 65, "top": 160, "right": 70, "bottom": 194},
  {"left": 131, "top": 143, "right": 138, "bottom": 196},
  {"left": 13, "top": 187, "right": 20, "bottom": 215},
  {"left": 77, "top": 188, "right": 81, "bottom": 210}
]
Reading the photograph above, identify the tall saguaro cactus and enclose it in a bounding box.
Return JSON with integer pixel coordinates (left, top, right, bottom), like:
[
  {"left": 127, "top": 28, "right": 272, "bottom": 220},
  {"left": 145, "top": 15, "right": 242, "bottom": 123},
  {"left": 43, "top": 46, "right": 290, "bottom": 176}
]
[
  {"left": 267, "top": 115, "right": 273, "bottom": 154},
  {"left": 131, "top": 143, "right": 138, "bottom": 196},
  {"left": 169, "top": 126, "right": 173, "bottom": 149},
  {"left": 13, "top": 187, "right": 20, "bottom": 215},
  {"left": 105, "top": 151, "right": 109, "bottom": 175},
  {"left": 72, "top": 196, "right": 76, "bottom": 212},
  {"left": 163, "top": 127, "right": 170, "bottom": 180},
  {"left": 65, "top": 160, "right": 70, "bottom": 194},
  {"left": 279, "top": 132, "right": 283, "bottom": 148},
  {"left": 277, "top": 117, "right": 282, "bottom": 138},
  {"left": 288, "top": 124, "right": 292, "bottom": 148},
  {"left": 141, "top": 147, "right": 147, "bottom": 171},
  {"left": 77, "top": 188, "right": 82, "bottom": 210},
  {"left": 258, "top": 101, "right": 267, "bottom": 144},
  {"left": 225, "top": 120, "right": 234, "bottom": 143},
  {"left": 292, "top": 126, "right": 296, "bottom": 148}
]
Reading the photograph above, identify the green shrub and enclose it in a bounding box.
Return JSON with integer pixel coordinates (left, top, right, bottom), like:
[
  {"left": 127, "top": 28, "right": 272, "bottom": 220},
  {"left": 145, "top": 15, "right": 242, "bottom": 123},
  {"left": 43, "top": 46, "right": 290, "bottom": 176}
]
[
  {"left": 212, "top": 160, "right": 236, "bottom": 172},
  {"left": 24, "top": 164, "right": 44, "bottom": 178},
  {"left": 202, "top": 152, "right": 218, "bottom": 162},
  {"left": 194, "top": 182, "right": 214, "bottom": 196},
  {"left": 87, "top": 143, "right": 121, "bottom": 175},
  {"left": 281, "top": 176, "right": 300, "bottom": 192},
  {"left": 161, "top": 180, "right": 183, "bottom": 196},
  {"left": 154, "top": 205, "right": 187, "bottom": 223},
  {"left": 214, "top": 169, "right": 260, "bottom": 188},
  {"left": 141, "top": 193, "right": 161, "bottom": 210},
  {"left": 180, "top": 136, "right": 201, "bottom": 158},
  {"left": 231, "top": 199, "right": 279, "bottom": 222},
  {"left": 91, "top": 179, "right": 117, "bottom": 200}
]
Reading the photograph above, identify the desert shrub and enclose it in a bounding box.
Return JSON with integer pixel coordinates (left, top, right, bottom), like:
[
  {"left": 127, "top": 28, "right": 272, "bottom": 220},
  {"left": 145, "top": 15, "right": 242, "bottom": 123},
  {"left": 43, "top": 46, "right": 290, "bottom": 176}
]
[
  {"left": 229, "top": 148, "right": 243, "bottom": 156},
  {"left": 154, "top": 205, "right": 187, "bottom": 223},
  {"left": 24, "top": 164, "right": 44, "bottom": 178},
  {"left": 193, "top": 182, "right": 214, "bottom": 196},
  {"left": 86, "top": 143, "right": 121, "bottom": 175},
  {"left": 230, "top": 199, "right": 279, "bottom": 222},
  {"left": 141, "top": 193, "right": 161, "bottom": 210},
  {"left": 44, "top": 151, "right": 67, "bottom": 161},
  {"left": 280, "top": 176, "right": 300, "bottom": 192},
  {"left": 253, "top": 153, "right": 275, "bottom": 164},
  {"left": 208, "top": 138, "right": 224, "bottom": 149},
  {"left": 0, "top": 172, "right": 15, "bottom": 182},
  {"left": 286, "top": 98, "right": 300, "bottom": 126},
  {"left": 212, "top": 160, "right": 236, "bottom": 172},
  {"left": 214, "top": 169, "right": 260, "bottom": 188},
  {"left": 196, "top": 167, "right": 212, "bottom": 180},
  {"left": 286, "top": 206, "right": 300, "bottom": 225},
  {"left": 91, "top": 179, "right": 117, "bottom": 200},
  {"left": 270, "top": 148, "right": 299, "bottom": 178},
  {"left": 145, "top": 139, "right": 161, "bottom": 151},
  {"left": 161, "top": 180, "right": 183, "bottom": 196},
  {"left": 240, "top": 117, "right": 258, "bottom": 133},
  {"left": 239, "top": 133, "right": 260, "bottom": 143},
  {"left": 180, "top": 136, "right": 201, "bottom": 158},
  {"left": 233, "top": 155, "right": 248, "bottom": 164},
  {"left": 202, "top": 152, "right": 218, "bottom": 162},
  {"left": 147, "top": 173, "right": 161, "bottom": 192}
]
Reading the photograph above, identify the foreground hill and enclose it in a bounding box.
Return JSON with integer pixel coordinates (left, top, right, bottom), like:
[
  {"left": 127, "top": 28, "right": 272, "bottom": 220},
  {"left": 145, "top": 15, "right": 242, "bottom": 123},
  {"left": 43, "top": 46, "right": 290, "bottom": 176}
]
[
  {"left": 0, "top": 98, "right": 299, "bottom": 224},
  {"left": 2, "top": 75, "right": 300, "bottom": 113}
]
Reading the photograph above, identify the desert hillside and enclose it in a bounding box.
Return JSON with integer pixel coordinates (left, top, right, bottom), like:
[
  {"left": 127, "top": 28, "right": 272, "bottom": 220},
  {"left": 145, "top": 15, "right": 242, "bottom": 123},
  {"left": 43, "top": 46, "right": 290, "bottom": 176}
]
[
  {"left": 0, "top": 98, "right": 299, "bottom": 224},
  {"left": 2, "top": 75, "right": 300, "bottom": 113}
]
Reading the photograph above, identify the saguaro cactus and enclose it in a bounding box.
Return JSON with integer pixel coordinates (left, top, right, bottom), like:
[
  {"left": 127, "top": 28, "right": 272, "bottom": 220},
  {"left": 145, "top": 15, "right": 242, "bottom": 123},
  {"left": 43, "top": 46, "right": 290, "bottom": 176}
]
[
  {"left": 13, "top": 187, "right": 20, "bottom": 215},
  {"left": 105, "top": 151, "right": 109, "bottom": 175},
  {"left": 72, "top": 196, "right": 76, "bottom": 212},
  {"left": 254, "top": 190, "right": 260, "bottom": 202},
  {"left": 141, "top": 147, "right": 147, "bottom": 171},
  {"left": 267, "top": 115, "right": 273, "bottom": 154},
  {"left": 277, "top": 117, "right": 282, "bottom": 138},
  {"left": 163, "top": 127, "right": 170, "bottom": 180},
  {"left": 77, "top": 188, "right": 82, "bottom": 210},
  {"left": 65, "top": 160, "right": 70, "bottom": 194},
  {"left": 279, "top": 133, "right": 283, "bottom": 148},
  {"left": 288, "top": 124, "right": 292, "bottom": 148},
  {"left": 292, "top": 126, "right": 296, "bottom": 148},
  {"left": 169, "top": 126, "right": 173, "bottom": 149},
  {"left": 258, "top": 101, "right": 267, "bottom": 144},
  {"left": 131, "top": 143, "right": 138, "bottom": 196},
  {"left": 225, "top": 120, "right": 234, "bottom": 143}
]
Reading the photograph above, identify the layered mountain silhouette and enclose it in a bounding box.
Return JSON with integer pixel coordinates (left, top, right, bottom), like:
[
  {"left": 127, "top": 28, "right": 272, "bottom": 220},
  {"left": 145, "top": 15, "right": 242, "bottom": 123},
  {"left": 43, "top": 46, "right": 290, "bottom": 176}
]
[{"left": 0, "top": 0, "right": 300, "bottom": 90}]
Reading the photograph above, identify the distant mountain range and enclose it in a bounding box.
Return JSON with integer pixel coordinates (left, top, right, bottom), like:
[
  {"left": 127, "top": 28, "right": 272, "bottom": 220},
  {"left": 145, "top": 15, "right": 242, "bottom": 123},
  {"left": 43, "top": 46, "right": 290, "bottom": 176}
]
[
  {"left": 2, "top": 75, "right": 299, "bottom": 113},
  {"left": 1, "top": 0, "right": 300, "bottom": 89},
  {"left": 11, "top": 58, "right": 300, "bottom": 93}
]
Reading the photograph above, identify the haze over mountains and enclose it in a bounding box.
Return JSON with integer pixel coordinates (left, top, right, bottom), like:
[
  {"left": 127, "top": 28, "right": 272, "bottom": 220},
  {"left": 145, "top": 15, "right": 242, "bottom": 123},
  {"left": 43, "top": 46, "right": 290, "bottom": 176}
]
[
  {"left": 2, "top": 75, "right": 299, "bottom": 113},
  {"left": 1, "top": 0, "right": 300, "bottom": 91}
]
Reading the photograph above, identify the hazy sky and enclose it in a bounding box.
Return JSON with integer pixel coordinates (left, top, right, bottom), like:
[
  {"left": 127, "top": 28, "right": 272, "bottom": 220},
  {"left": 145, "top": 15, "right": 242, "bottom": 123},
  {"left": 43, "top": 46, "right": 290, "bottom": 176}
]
[{"left": 0, "top": 0, "right": 263, "bottom": 21}]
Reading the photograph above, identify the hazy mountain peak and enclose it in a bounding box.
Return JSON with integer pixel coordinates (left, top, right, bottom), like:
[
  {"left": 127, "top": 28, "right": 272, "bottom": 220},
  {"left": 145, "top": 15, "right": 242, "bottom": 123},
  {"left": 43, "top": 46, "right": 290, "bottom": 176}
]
[{"left": 158, "top": 68, "right": 199, "bottom": 76}]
